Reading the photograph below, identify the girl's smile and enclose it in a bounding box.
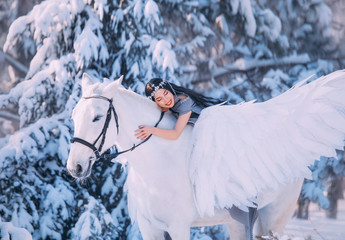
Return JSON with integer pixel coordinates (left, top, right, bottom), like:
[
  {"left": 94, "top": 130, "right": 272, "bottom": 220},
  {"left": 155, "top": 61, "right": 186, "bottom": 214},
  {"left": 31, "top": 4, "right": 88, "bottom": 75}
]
[{"left": 166, "top": 99, "right": 172, "bottom": 106}]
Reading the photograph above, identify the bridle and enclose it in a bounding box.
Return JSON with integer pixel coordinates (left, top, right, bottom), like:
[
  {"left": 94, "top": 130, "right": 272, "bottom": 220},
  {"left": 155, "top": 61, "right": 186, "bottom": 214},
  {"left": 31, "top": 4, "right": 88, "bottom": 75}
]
[{"left": 70, "top": 95, "right": 164, "bottom": 162}]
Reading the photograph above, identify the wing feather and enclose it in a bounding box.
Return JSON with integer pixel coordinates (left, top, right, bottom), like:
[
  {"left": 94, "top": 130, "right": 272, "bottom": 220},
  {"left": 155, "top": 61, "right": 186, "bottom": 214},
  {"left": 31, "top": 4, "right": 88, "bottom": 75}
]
[{"left": 189, "top": 70, "right": 345, "bottom": 216}]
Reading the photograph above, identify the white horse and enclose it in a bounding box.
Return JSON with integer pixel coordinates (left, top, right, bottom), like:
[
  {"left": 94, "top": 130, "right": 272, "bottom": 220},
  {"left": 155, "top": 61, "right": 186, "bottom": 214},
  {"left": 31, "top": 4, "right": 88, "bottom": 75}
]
[{"left": 67, "top": 74, "right": 307, "bottom": 239}]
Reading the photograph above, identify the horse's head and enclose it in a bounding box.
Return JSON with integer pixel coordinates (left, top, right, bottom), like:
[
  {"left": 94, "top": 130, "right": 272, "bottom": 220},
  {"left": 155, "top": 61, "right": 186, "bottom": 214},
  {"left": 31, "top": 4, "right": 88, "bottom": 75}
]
[{"left": 66, "top": 73, "right": 124, "bottom": 179}]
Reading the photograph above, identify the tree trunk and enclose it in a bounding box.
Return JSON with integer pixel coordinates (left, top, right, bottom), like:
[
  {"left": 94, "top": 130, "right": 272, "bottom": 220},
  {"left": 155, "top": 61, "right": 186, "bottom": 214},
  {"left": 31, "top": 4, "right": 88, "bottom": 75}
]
[
  {"left": 326, "top": 176, "right": 344, "bottom": 219},
  {"left": 296, "top": 196, "right": 310, "bottom": 219}
]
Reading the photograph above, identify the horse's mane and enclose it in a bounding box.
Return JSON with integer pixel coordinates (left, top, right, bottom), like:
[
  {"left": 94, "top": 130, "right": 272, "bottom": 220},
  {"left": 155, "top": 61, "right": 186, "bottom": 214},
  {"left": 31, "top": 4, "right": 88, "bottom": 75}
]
[
  {"left": 75, "top": 81, "right": 161, "bottom": 119},
  {"left": 84, "top": 79, "right": 152, "bottom": 105},
  {"left": 117, "top": 87, "right": 157, "bottom": 109},
  {"left": 116, "top": 87, "right": 174, "bottom": 125}
]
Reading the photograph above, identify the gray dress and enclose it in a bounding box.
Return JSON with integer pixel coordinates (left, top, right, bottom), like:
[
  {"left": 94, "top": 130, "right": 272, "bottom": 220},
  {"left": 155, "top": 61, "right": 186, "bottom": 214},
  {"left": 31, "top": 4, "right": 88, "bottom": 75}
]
[{"left": 170, "top": 95, "right": 203, "bottom": 125}]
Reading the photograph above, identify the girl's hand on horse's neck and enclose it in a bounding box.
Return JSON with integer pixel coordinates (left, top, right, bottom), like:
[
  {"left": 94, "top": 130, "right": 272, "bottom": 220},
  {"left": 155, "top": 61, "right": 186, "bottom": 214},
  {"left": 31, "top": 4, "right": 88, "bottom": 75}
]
[{"left": 135, "top": 111, "right": 191, "bottom": 140}]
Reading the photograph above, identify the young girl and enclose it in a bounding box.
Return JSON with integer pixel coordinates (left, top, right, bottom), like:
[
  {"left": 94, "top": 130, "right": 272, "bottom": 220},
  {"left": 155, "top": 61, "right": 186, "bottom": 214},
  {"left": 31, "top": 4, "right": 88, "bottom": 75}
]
[
  {"left": 135, "top": 78, "right": 257, "bottom": 240},
  {"left": 135, "top": 78, "right": 224, "bottom": 140}
]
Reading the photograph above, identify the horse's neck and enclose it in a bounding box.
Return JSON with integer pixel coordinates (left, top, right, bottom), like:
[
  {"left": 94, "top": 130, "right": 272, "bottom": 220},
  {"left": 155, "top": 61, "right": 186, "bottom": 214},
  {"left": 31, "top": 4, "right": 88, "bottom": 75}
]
[
  {"left": 108, "top": 88, "right": 193, "bottom": 195},
  {"left": 111, "top": 88, "right": 162, "bottom": 147}
]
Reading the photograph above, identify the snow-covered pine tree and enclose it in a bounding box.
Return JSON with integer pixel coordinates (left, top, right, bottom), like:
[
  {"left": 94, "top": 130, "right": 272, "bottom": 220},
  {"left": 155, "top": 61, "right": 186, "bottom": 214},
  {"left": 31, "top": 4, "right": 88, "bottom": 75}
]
[
  {"left": 1, "top": 0, "right": 129, "bottom": 239},
  {"left": 1, "top": 0, "right": 345, "bottom": 239},
  {"left": 0, "top": 220, "right": 32, "bottom": 240},
  {"left": 302, "top": 152, "right": 345, "bottom": 211}
]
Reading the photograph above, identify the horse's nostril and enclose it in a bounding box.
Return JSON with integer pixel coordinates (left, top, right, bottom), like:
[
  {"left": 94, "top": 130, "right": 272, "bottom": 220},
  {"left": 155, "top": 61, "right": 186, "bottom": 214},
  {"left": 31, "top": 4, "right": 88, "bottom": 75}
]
[{"left": 76, "top": 164, "right": 83, "bottom": 174}]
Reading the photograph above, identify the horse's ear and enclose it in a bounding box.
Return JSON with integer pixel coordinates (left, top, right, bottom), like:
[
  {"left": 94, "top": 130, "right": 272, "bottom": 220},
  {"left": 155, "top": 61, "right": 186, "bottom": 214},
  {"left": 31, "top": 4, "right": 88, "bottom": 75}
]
[
  {"left": 106, "top": 75, "right": 125, "bottom": 91},
  {"left": 81, "top": 73, "right": 97, "bottom": 91},
  {"left": 115, "top": 75, "right": 124, "bottom": 86}
]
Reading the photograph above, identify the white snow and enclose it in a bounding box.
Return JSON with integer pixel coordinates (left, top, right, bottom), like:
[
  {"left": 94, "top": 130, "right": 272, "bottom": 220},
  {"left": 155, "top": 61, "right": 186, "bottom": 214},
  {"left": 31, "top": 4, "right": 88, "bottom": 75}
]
[
  {"left": 257, "top": 9, "right": 282, "bottom": 42},
  {"left": 74, "top": 18, "right": 109, "bottom": 69},
  {"left": 134, "top": 0, "right": 143, "bottom": 22},
  {"left": 284, "top": 199, "right": 345, "bottom": 240},
  {"left": 0, "top": 221, "right": 32, "bottom": 240},
  {"left": 152, "top": 39, "right": 178, "bottom": 73},
  {"left": 86, "top": 0, "right": 109, "bottom": 21},
  {"left": 315, "top": 3, "right": 333, "bottom": 38},
  {"left": 144, "top": 0, "right": 161, "bottom": 30},
  {"left": 230, "top": 0, "right": 256, "bottom": 36}
]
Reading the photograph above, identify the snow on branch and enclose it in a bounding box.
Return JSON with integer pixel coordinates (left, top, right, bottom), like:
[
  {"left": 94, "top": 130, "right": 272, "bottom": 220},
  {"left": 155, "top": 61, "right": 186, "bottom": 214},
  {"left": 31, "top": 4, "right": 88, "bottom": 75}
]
[
  {"left": 222, "top": 53, "right": 310, "bottom": 73},
  {"left": 74, "top": 8, "right": 109, "bottom": 69},
  {"left": 85, "top": 0, "right": 109, "bottom": 21},
  {"left": 192, "top": 54, "right": 311, "bottom": 82},
  {"left": 152, "top": 40, "right": 178, "bottom": 74},
  {"left": 230, "top": 0, "right": 256, "bottom": 36},
  {"left": 186, "top": 13, "right": 214, "bottom": 37},
  {"left": 39, "top": 182, "right": 75, "bottom": 239},
  {"left": 0, "top": 54, "right": 76, "bottom": 127},
  {"left": 144, "top": 0, "right": 161, "bottom": 31},
  {"left": 4, "top": 0, "right": 83, "bottom": 51},
  {"left": 0, "top": 117, "right": 70, "bottom": 167},
  {"left": 71, "top": 196, "right": 119, "bottom": 239},
  {"left": 0, "top": 111, "right": 20, "bottom": 122},
  {"left": 0, "top": 49, "right": 28, "bottom": 74},
  {"left": 0, "top": 221, "right": 32, "bottom": 240}
]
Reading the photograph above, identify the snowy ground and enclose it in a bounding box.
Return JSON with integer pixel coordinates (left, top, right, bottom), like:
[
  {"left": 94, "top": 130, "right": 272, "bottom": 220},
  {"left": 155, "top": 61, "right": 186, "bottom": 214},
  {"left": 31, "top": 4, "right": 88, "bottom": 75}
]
[{"left": 283, "top": 199, "right": 345, "bottom": 240}]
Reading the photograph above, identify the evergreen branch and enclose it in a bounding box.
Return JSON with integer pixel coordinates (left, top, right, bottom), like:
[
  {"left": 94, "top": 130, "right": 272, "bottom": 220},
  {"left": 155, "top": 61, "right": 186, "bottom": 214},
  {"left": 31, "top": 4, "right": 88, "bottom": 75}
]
[
  {"left": 0, "top": 49, "right": 28, "bottom": 74},
  {"left": 190, "top": 54, "right": 311, "bottom": 83},
  {"left": 0, "top": 110, "right": 20, "bottom": 122}
]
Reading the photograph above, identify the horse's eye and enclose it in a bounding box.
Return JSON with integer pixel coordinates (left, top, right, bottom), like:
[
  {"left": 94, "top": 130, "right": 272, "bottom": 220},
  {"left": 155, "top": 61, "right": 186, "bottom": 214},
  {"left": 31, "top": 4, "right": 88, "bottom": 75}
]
[{"left": 93, "top": 115, "right": 103, "bottom": 122}]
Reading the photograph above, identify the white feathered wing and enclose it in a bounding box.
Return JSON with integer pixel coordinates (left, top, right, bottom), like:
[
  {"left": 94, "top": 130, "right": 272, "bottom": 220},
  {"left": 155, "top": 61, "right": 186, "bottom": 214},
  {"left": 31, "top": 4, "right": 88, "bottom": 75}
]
[{"left": 189, "top": 70, "right": 345, "bottom": 217}]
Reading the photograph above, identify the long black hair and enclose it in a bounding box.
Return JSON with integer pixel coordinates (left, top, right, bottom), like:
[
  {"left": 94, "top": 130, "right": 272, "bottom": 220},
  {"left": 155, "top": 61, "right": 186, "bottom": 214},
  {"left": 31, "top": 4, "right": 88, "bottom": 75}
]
[{"left": 145, "top": 78, "right": 224, "bottom": 108}]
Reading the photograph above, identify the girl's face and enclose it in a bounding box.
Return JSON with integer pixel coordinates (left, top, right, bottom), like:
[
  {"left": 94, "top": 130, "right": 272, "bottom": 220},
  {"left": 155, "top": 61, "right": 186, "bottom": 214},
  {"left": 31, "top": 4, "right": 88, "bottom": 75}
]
[{"left": 154, "top": 88, "right": 175, "bottom": 108}]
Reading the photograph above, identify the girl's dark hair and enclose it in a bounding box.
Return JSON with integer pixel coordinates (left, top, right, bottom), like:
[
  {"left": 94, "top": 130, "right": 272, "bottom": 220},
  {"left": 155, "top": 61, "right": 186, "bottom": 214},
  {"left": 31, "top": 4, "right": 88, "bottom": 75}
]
[{"left": 145, "top": 78, "right": 223, "bottom": 108}]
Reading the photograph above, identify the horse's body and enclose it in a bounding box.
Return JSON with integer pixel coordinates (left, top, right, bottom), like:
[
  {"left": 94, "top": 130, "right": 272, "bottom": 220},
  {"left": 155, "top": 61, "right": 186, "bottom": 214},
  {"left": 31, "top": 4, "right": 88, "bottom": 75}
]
[{"left": 67, "top": 75, "right": 303, "bottom": 240}]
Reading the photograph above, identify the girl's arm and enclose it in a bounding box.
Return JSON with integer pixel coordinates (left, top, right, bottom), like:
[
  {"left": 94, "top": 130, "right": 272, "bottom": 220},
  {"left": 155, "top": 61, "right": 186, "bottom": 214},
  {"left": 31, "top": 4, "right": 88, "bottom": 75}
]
[{"left": 135, "top": 111, "right": 192, "bottom": 140}]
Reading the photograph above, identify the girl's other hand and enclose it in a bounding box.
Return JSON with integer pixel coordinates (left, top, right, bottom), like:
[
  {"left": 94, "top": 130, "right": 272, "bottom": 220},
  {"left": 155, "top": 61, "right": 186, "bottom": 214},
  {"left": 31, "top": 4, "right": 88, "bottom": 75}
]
[{"left": 135, "top": 125, "right": 153, "bottom": 140}]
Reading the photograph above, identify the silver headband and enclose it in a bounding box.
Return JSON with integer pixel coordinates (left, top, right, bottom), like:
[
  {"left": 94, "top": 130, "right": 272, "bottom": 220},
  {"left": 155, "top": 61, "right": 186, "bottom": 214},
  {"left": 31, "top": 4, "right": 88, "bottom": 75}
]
[{"left": 148, "top": 81, "right": 176, "bottom": 100}]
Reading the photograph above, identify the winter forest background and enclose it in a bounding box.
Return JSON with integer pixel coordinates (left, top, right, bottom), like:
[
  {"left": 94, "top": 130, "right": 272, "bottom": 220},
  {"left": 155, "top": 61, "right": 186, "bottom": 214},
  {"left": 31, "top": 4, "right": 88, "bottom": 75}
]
[{"left": 0, "top": 0, "right": 345, "bottom": 239}]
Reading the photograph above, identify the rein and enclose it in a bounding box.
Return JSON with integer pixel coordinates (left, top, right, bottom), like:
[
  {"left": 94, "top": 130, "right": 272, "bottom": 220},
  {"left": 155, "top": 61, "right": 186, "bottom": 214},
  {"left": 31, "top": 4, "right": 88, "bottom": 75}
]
[{"left": 70, "top": 95, "right": 165, "bottom": 162}]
